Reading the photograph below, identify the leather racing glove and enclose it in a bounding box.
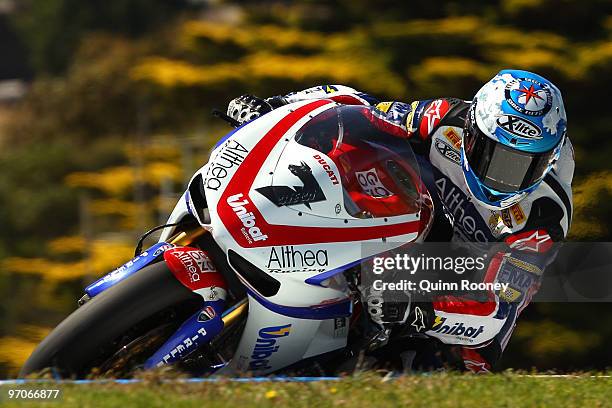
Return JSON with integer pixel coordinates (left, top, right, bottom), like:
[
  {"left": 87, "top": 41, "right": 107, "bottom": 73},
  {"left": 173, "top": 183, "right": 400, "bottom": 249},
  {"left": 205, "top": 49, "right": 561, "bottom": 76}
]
[
  {"left": 364, "top": 283, "right": 435, "bottom": 335},
  {"left": 226, "top": 95, "right": 287, "bottom": 125}
]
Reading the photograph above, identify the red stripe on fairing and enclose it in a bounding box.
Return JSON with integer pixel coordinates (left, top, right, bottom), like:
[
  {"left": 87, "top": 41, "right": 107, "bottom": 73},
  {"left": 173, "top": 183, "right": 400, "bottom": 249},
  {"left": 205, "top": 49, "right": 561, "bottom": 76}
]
[
  {"left": 217, "top": 100, "right": 421, "bottom": 248},
  {"left": 328, "top": 94, "right": 367, "bottom": 106}
]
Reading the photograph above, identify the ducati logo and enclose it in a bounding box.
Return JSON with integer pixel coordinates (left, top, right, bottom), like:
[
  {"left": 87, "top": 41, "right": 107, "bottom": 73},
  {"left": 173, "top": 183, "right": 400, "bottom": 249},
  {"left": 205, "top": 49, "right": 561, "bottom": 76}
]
[{"left": 256, "top": 162, "right": 326, "bottom": 209}]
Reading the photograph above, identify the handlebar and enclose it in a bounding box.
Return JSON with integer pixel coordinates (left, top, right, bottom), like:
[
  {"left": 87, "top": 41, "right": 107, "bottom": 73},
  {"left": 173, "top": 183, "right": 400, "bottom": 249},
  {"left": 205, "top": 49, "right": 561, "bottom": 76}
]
[{"left": 212, "top": 108, "right": 241, "bottom": 128}]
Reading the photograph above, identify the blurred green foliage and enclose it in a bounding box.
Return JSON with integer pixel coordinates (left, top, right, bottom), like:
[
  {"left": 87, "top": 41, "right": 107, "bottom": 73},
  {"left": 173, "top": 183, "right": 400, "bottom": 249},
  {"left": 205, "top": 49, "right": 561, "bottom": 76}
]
[
  {"left": 0, "top": 0, "right": 610, "bottom": 376},
  {"left": 11, "top": 0, "right": 194, "bottom": 74}
]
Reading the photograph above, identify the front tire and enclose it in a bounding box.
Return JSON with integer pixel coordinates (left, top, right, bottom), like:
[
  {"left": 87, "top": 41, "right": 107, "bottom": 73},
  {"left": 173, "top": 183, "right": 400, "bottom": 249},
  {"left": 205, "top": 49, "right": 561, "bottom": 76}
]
[{"left": 20, "top": 262, "right": 201, "bottom": 378}]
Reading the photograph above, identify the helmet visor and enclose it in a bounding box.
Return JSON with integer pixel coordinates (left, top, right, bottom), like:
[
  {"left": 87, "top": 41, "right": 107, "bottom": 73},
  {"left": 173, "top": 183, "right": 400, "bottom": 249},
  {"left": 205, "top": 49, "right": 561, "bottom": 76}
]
[{"left": 464, "top": 119, "right": 555, "bottom": 193}]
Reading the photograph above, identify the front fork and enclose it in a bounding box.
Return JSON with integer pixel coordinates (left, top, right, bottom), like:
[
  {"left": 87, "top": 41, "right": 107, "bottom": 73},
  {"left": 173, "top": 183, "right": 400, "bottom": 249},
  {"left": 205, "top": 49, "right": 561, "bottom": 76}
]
[
  {"left": 144, "top": 300, "right": 225, "bottom": 368},
  {"left": 143, "top": 298, "right": 249, "bottom": 369},
  {"left": 144, "top": 226, "right": 248, "bottom": 369}
]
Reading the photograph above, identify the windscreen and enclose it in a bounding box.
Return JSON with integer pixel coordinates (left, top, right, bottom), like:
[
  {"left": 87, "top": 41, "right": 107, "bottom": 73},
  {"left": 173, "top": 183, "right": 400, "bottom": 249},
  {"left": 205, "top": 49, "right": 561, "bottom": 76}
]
[{"left": 294, "top": 105, "right": 422, "bottom": 219}]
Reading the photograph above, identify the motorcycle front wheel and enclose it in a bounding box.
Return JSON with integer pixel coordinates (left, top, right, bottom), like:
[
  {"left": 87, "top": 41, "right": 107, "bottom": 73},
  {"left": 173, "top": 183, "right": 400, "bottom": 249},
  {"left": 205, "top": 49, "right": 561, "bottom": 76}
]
[{"left": 19, "top": 261, "right": 201, "bottom": 378}]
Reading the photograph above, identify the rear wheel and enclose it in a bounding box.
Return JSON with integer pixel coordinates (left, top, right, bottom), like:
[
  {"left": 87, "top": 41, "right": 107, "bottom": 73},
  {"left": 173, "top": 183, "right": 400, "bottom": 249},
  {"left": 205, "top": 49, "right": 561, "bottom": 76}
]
[{"left": 20, "top": 262, "right": 201, "bottom": 378}]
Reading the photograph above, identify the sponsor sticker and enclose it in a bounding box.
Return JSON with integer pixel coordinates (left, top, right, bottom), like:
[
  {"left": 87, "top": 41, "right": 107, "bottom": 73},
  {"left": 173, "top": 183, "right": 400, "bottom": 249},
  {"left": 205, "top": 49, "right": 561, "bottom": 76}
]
[
  {"left": 488, "top": 213, "right": 506, "bottom": 234},
  {"left": 158, "top": 326, "right": 208, "bottom": 367},
  {"left": 489, "top": 210, "right": 513, "bottom": 233},
  {"left": 496, "top": 114, "right": 542, "bottom": 139},
  {"left": 205, "top": 140, "right": 249, "bottom": 191},
  {"left": 249, "top": 324, "right": 292, "bottom": 371},
  {"left": 334, "top": 317, "right": 348, "bottom": 338},
  {"left": 499, "top": 262, "right": 536, "bottom": 290},
  {"left": 435, "top": 176, "right": 490, "bottom": 242},
  {"left": 313, "top": 154, "right": 340, "bottom": 185},
  {"left": 226, "top": 193, "right": 269, "bottom": 243},
  {"left": 267, "top": 245, "right": 329, "bottom": 273},
  {"left": 510, "top": 204, "right": 526, "bottom": 224},
  {"left": 256, "top": 162, "right": 326, "bottom": 209},
  {"left": 501, "top": 209, "right": 513, "bottom": 228},
  {"left": 355, "top": 168, "right": 393, "bottom": 197},
  {"left": 430, "top": 316, "right": 485, "bottom": 342},
  {"left": 165, "top": 248, "right": 216, "bottom": 285},
  {"left": 324, "top": 85, "right": 338, "bottom": 94},
  {"left": 506, "top": 229, "right": 552, "bottom": 252},
  {"left": 197, "top": 305, "right": 217, "bottom": 322},
  {"left": 420, "top": 99, "right": 450, "bottom": 135},
  {"left": 443, "top": 127, "right": 462, "bottom": 149},
  {"left": 434, "top": 139, "right": 461, "bottom": 165}
]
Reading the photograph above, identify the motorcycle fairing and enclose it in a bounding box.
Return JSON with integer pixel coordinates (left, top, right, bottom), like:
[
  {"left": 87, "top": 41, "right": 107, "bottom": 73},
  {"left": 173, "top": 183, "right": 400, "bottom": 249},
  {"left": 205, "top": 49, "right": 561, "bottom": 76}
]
[
  {"left": 154, "top": 100, "right": 432, "bottom": 376},
  {"left": 218, "top": 294, "right": 348, "bottom": 375},
  {"left": 172, "top": 100, "right": 428, "bottom": 312},
  {"left": 108, "top": 100, "right": 432, "bottom": 376},
  {"left": 159, "top": 190, "right": 191, "bottom": 242}
]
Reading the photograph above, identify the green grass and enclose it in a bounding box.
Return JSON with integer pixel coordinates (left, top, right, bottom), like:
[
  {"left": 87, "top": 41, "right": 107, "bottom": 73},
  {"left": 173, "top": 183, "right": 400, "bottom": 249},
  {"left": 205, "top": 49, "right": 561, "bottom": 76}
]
[{"left": 1, "top": 373, "right": 610, "bottom": 408}]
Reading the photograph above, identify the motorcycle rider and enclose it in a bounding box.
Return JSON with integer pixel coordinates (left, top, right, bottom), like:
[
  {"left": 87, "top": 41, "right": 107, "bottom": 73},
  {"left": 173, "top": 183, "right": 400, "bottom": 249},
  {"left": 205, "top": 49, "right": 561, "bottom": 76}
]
[{"left": 226, "top": 69, "right": 574, "bottom": 372}]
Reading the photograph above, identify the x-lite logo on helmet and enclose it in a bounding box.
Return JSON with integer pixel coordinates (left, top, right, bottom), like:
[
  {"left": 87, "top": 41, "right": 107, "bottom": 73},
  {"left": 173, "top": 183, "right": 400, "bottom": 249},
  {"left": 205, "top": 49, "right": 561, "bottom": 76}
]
[{"left": 496, "top": 114, "right": 542, "bottom": 139}]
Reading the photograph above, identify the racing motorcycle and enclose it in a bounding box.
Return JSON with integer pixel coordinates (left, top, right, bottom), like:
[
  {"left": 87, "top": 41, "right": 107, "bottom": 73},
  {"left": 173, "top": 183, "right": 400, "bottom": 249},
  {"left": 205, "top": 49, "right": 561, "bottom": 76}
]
[{"left": 20, "top": 99, "right": 435, "bottom": 378}]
